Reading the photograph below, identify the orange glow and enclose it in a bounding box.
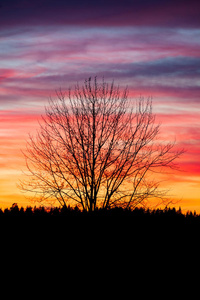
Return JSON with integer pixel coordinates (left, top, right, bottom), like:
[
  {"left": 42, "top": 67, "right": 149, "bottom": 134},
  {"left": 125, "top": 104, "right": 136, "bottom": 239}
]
[
  {"left": 0, "top": 107, "right": 199, "bottom": 212},
  {"left": 0, "top": 112, "right": 40, "bottom": 209}
]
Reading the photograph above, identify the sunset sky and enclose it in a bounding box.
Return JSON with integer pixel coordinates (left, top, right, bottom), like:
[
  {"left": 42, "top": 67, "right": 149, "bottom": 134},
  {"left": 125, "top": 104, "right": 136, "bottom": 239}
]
[{"left": 0, "top": 0, "right": 200, "bottom": 211}]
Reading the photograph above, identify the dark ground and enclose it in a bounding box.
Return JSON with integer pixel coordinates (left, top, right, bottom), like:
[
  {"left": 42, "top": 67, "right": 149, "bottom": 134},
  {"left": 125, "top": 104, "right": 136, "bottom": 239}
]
[{"left": 0, "top": 203, "right": 198, "bottom": 280}]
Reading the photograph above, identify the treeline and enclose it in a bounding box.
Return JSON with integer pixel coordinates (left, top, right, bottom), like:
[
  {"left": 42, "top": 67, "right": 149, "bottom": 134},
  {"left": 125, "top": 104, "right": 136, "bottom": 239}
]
[
  {"left": 0, "top": 202, "right": 199, "bottom": 222},
  {"left": 1, "top": 204, "right": 200, "bottom": 245}
]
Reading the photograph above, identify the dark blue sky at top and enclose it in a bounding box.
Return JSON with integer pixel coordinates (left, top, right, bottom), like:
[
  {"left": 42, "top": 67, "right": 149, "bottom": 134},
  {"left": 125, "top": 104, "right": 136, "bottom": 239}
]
[{"left": 0, "top": 0, "right": 200, "bottom": 28}]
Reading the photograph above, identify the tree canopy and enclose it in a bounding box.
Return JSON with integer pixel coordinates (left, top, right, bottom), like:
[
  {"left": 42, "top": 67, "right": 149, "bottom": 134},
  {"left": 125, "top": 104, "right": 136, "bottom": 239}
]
[{"left": 20, "top": 77, "right": 183, "bottom": 211}]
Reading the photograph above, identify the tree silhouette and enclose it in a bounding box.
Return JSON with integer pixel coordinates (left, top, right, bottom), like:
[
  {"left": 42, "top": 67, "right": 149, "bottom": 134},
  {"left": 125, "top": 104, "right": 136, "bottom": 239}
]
[{"left": 20, "top": 77, "right": 183, "bottom": 211}]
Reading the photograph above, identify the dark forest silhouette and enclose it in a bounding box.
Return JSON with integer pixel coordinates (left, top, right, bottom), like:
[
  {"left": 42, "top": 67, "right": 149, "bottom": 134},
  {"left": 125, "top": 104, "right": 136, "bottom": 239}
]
[
  {"left": 1, "top": 203, "right": 199, "bottom": 223},
  {"left": 1, "top": 203, "right": 199, "bottom": 247}
]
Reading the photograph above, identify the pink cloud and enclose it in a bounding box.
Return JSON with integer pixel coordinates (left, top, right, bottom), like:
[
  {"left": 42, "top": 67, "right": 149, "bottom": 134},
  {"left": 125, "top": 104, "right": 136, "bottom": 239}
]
[{"left": 0, "top": 69, "right": 18, "bottom": 81}]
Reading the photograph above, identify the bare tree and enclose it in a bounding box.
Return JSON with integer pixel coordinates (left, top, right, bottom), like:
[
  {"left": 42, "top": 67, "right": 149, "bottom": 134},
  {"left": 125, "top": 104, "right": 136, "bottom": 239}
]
[{"left": 20, "top": 77, "right": 183, "bottom": 211}]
